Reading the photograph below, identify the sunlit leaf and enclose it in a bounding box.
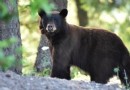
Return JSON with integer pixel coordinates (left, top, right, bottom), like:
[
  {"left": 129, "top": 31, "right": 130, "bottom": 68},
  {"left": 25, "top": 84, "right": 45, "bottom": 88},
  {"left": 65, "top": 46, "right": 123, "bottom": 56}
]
[{"left": 30, "top": 0, "right": 55, "bottom": 18}]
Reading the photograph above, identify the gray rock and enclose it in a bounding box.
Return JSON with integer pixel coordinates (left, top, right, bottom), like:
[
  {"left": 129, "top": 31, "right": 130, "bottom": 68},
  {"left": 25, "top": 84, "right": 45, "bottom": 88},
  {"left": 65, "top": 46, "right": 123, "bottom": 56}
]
[{"left": 0, "top": 71, "right": 125, "bottom": 90}]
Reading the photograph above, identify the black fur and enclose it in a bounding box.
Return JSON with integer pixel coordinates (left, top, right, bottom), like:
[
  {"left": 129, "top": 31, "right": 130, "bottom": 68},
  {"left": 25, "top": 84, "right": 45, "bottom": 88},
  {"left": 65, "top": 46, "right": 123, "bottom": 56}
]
[{"left": 38, "top": 9, "right": 130, "bottom": 85}]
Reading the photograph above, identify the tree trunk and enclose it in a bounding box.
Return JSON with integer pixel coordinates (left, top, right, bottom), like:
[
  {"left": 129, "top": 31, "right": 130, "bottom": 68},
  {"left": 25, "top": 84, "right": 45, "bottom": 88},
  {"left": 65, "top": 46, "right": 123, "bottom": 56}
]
[
  {"left": 34, "top": 0, "right": 67, "bottom": 72},
  {"left": 75, "top": 0, "right": 88, "bottom": 26},
  {"left": 0, "top": 0, "right": 22, "bottom": 74}
]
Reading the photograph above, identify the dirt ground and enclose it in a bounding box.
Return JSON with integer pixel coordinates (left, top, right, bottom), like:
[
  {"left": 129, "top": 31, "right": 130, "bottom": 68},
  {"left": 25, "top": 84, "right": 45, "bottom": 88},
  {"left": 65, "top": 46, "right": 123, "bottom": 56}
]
[{"left": 0, "top": 71, "right": 125, "bottom": 90}]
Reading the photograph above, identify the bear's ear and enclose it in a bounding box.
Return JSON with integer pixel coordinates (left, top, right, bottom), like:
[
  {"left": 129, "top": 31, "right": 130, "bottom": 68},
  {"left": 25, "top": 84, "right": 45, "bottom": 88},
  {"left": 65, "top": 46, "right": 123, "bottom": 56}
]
[
  {"left": 38, "top": 9, "right": 46, "bottom": 17},
  {"left": 59, "top": 9, "right": 68, "bottom": 18}
]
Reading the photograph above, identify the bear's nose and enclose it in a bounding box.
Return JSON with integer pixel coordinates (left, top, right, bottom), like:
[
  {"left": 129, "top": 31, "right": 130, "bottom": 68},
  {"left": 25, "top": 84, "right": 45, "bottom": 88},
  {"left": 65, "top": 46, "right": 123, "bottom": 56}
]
[{"left": 48, "top": 25, "right": 53, "bottom": 31}]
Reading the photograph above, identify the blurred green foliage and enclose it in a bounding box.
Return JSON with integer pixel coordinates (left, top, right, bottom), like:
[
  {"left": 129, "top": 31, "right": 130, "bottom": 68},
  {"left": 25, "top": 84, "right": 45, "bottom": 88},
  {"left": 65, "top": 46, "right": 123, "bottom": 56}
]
[
  {"left": 18, "top": 0, "right": 54, "bottom": 75},
  {"left": 0, "top": 38, "right": 17, "bottom": 71},
  {"left": 30, "top": 0, "right": 55, "bottom": 17},
  {"left": 71, "top": 66, "right": 88, "bottom": 78},
  {"left": 0, "top": 1, "right": 8, "bottom": 19},
  {"left": 79, "top": 0, "right": 130, "bottom": 50},
  {"left": 34, "top": 68, "right": 51, "bottom": 76},
  {"left": 0, "top": 0, "right": 15, "bottom": 21}
]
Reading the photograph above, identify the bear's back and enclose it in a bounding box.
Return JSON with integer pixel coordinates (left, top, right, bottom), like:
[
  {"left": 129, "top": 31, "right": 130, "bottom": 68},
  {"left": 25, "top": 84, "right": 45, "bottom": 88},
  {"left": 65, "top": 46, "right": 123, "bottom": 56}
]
[
  {"left": 68, "top": 24, "right": 129, "bottom": 66},
  {"left": 68, "top": 24, "right": 125, "bottom": 51}
]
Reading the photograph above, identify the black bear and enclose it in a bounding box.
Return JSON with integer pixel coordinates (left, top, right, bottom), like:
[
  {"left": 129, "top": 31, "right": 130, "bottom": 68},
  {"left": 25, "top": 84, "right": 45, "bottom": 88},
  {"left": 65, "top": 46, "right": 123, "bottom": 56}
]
[{"left": 38, "top": 9, "right": 130, "bottom": 85}]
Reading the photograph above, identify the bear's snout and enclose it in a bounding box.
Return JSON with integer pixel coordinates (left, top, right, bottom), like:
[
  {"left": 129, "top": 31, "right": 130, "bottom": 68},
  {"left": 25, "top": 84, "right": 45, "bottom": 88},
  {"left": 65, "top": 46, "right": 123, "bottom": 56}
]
[
  {"left": 46, "top": 23, "right": 56, "bottom": 32},
  {"left": 48, "top": 25, "right": 53, "bottom": 31}
]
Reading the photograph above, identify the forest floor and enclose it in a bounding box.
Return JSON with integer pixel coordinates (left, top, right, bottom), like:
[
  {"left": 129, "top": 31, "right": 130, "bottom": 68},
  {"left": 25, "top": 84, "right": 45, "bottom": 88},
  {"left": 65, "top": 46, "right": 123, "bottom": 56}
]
[{"left": 0, "top": 71, "right": 125, "bottom": 90}]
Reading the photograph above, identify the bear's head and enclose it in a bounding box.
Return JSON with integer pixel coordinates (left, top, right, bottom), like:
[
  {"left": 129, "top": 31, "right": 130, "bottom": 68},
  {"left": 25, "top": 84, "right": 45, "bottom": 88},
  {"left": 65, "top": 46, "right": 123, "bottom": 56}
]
[{"left": 38, "top": 9, "right": 68, "bottom": 34}]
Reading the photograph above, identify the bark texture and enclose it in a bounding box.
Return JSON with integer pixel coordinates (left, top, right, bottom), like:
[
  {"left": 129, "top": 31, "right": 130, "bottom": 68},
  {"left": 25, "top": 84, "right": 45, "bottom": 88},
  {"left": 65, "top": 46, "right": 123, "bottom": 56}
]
[
  {"left": 75, "top": 0, "right": 88, "bottom": 26},
  {"left": 0, "top": 0, "right": 22, "bottom": 74}
]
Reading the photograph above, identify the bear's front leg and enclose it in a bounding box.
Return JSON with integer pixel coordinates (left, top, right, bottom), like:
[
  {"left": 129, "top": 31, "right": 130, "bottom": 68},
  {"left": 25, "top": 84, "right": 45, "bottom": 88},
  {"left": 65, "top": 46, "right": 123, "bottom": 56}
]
[
  {"left": 50, "top": 43, "right": 72, "bottom": 80},
  {"left": 51, "top": 64, "right": 70, "bottom": 79},
  {"left": 50, "top": 49, "right": 71, "bottom": 80}
]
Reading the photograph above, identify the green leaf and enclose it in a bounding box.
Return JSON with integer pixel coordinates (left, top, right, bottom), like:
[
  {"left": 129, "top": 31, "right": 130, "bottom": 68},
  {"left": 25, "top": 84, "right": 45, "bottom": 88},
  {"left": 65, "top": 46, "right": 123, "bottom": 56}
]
[
  {"left": 0, "top": 1, "right": 8, "bottom": 19},
  {"left": 0, "top": 54, "right": 15, "bottom": 71},
  {"left": 0, "top": 51, "right": 4, "bottom": 59},
  {"left": 0, "top": 41, "right": 9, "bottom": 48},
  {"left": 30, "top": 0, "right": 55, "bottom": 18},
  {"left": 9, "top": 37, "right": 17, "bottom": 44}
]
